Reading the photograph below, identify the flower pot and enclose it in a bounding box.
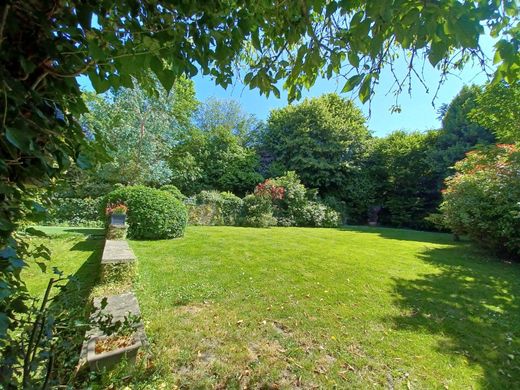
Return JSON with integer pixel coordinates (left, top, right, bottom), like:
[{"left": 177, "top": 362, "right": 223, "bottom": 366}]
[
  {"left": 87, "top": 334, "right": 141, "bottom": 371},
  {"left": 110, "top": 213, "right": 126, "bottom": 226}
]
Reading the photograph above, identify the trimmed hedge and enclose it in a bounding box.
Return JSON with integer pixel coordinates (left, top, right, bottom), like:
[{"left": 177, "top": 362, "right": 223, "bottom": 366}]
[
  {"left": 105, "top": 185, "right": 187, "bottom": 239},
  {"left": 46, "top": 197, "right": 103, "bottom": 227}
]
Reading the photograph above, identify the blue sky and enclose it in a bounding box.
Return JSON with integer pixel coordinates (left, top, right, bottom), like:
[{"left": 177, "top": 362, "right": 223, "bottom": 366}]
[{"left": 78, "top": 36, "right": 495, "bottom": 137}]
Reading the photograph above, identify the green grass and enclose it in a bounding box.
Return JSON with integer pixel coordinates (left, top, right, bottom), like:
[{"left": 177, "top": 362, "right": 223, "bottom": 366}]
[
  {"left": 22, "top": 225, "right": 520, "bottom": 388},
  {"left": 128, "top": 226, "right": 520, "bottom": 389},
  {"left": 22, "top": 226, "right": 104, "bottom": 296}
]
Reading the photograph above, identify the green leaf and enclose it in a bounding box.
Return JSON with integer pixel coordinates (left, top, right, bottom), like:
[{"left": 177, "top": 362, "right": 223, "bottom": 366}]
[
  {"left": 341, "top": 74, "right": 364, "bottom": 93},
  {"left": 5, "top": 127, "right": 33, "bottom": 151},
  {"left": 358, "top": 76, "right": 371, "bottom": 103},
  {"left": 348, "top": 52, "right": 359, "bottom": 68},
  {"left": 76, "top": 152, "right": 93, "bottom": 169}
]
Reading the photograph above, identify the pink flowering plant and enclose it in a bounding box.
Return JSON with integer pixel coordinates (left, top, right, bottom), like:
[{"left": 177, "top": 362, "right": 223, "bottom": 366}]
[{"left": 105, "top": 203, "right": 128, "bottom": 216}]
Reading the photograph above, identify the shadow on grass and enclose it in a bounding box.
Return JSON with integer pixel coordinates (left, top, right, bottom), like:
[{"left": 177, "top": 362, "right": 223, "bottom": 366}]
[
  {"left": 391, "top": 244, "right": 520, "bottom": 387},
  {"left": 338, "top": 225, "right": 458, "bottom": 245},
  {"left": 48, "top": 238, "right": 103, "bottom": 383},
  {"left": 62, "top": 227, "right": 105, "bottom": 238}
]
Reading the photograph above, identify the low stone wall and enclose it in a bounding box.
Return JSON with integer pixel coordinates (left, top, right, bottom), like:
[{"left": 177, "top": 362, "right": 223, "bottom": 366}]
[
  {"left": 100, "top": 240, "right": 137, "bottom": 283},
  {"left": 80, "top": 233, "right": 148, "bottom": 372}
]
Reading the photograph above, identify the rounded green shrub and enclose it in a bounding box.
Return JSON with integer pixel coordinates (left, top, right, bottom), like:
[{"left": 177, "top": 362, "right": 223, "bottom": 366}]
[
  {"left": 105, "top": 186, "right": 187, "bottom": 239},
  {"left": 160, "top": 184, "right": 186, "bottom": 201}
]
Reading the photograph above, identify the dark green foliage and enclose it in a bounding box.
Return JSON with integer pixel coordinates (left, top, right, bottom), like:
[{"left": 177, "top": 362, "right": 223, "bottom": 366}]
[
  {"left": 104, "top": 186, "right": 187, "bottom": 239},
  {"left": 368, "top": 131, "right": 442, "bottom": 230},
  {"left": 262, "top": 94, "right": 370, "bottom": 196},
  {"left": 433, "top": 85, "right": 495, "bottom": 171},
  {"left": 46, "top": 197, "right": 103, "bottom": 227},
  {"left": 441, "top": 145, "right": 520, "bottom": 259},
  {"left": 169, "top": 126, "right": 263, "bottom": 196}
]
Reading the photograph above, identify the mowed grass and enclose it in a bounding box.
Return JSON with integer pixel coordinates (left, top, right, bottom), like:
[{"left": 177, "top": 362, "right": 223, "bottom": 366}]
[
  {"left": 22, "top": 226, "right": 104, "bottom": 297},
  {"left": 129, "top": 226, "right": 520, "bottom": 389}
]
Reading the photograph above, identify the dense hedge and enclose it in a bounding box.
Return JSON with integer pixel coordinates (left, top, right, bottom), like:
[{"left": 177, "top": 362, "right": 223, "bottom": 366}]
[
  {"left": 105, "top": 186, "right": 187, "bottom": 239},
  {"left": 46, "top": 197, "right": 103, "bottom": 226}
]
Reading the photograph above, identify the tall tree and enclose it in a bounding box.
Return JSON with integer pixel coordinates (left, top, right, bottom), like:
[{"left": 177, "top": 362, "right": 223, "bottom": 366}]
[
  {"left": 261, "top": 93, "right": 370, "bottom": 195},
  {"left": 169, "top": 126, "right": 262, "bottom": 196},
  {"left": 194, "top": 98, "right": 261, "bottom": 145},
  {"left": 434, "top": 85, "right": 496, "bottom": 169},
  {"left": 82, "top": 76, "right": 198, "bottom": 186},
  {"left": 368, "top": 130, "right": 441, "bottom": 229}
]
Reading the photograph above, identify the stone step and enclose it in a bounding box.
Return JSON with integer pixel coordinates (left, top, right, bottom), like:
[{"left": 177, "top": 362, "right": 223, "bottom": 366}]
[{"left": 101, "top": 239, "right": 136, "bottom": 264}]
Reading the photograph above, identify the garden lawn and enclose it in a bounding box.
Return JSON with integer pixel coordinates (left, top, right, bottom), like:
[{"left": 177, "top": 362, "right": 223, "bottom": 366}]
[{"left": 130, "top": 226, "right": 520, "bottom": 389}]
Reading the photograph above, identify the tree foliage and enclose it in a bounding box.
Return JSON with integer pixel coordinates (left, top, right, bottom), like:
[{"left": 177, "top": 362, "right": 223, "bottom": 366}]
[
  {"left": 368, "top": 131, "right": 442, "bottom": 229},
  {"left": 169, "top": 125, "right": 263, "bottom": 196},
  {"left": 469, "top": 82, "right": 520, "bottom": 142},
  {"left": 433, "top": 85, "right": 495, "bottom": 169},
  {"left": 261, "top": 93, "right": 370, "bottom": 194},
  {"left": 82, "top": 77, "right": 197, "bottom": 186}
]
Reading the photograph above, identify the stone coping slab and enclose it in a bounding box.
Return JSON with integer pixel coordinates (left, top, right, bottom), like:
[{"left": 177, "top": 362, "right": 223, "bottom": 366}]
[
  {"left": 79, "top": 292, "right": 147, "bottom": 367},
  {"left": 101, "top": 239, "right": 136, "bottom": 264}
]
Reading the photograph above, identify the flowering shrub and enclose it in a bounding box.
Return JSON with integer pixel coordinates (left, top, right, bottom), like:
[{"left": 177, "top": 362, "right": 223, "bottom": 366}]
[
  {"left": 298, "top": 202, "right": 341, "bottom": 228},
  {"left": 105, "top": 203, "right": 128, "bottom": 216},
  {"left": 254, "top": 180, "right": 285, "bottom": 200},
  {"left": 441, "top": 144, "right": 520, "bottom": 258}
]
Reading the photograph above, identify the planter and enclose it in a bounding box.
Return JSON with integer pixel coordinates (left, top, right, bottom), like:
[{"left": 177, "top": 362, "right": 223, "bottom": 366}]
[
  {"left": 110, "top": 213, "right": 126, "bottom": 226},
  {"left": 87, "top": 334, "right": 141, "bottom": 371}
]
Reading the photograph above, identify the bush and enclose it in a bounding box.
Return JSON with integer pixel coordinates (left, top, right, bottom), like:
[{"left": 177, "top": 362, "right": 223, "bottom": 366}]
[
  {"left": 441, "top": 145, "right": 520, "bottom": 258},
  {"left": 240, "top": 194, "right": 276, "bottom": 228},
  {"left": 105, "top": 185, "right": 187, "bottom": 239},
  {"left": 188, "top": 190, "right": 243, "bottom": 226},
  {"left": 160, "top": 184, "right": 186, "bottom": 200},
  {"left": 297, "top": 201, "right": 341, "bottom": 227},
  {"left": 46, "top": 197, "right": 103, "bottom": 226}
]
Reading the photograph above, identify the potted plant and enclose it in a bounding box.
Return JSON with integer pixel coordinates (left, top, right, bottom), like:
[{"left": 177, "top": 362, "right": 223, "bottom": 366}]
[{"left": 106, "top": 203, "right": 128, "bottom": 226}]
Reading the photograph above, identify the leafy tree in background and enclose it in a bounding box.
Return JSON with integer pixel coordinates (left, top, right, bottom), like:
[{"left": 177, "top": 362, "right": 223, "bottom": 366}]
[
  {"left": 433, "top": 85, "right": 495, "bottom": 169},
  {"left": 169, "top": 126, "right": 263, "bottom": 196},
  {"left": 194, "top": 98, "right": 261, "bottom": 145},
  {"left": 82, "top": 76, "right": 198, "bottom": 187},
  {"left": 469, "top": 82, "right": 520, "bottom": 142},
  {"left": 369, "top": 130, "right": 441, "bottom": 229},
  {"left": 261, "top": 94, "right": 370, "bottom": 198}
]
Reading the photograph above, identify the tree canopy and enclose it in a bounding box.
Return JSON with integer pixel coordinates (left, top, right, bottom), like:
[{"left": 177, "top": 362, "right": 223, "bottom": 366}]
[{"left": 469, "top": 82, "right": 520, "bottom": 142}]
